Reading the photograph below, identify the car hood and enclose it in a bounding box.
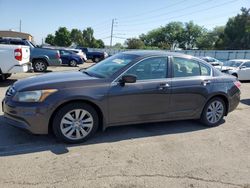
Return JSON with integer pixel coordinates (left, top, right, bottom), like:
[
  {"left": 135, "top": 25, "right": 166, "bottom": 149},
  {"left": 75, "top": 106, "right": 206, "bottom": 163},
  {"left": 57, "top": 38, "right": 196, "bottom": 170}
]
[{"left": 13, "top": 71, "right": 100, "bottom": 91}]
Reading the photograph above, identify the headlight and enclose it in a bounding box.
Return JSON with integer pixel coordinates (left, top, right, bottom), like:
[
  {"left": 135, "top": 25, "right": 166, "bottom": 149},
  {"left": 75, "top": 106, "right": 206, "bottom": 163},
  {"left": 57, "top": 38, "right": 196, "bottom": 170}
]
[{"left": 13, "top": 89, "right": 58, "bottom": 102}]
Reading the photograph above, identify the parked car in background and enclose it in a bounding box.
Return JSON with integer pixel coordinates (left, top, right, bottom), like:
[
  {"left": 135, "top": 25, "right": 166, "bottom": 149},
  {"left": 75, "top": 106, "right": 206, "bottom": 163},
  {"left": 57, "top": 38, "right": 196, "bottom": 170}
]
[
  {"left": 199, "top": 56, "right": 223, "bottom": 69},
  {"left": 3, "top": 51, "right": 240, "bottom": 143},
  {"left": 0, "top": 37, "right": 61, "bottom": 72},
  {"left": 0, "top": 44, "right": 31, "bottom": 80},
  {"left": 66, "top": 49, "right": 87, "bottom": 62},
  {"left": 221, "top": 59, "right": 250, "bottom": 80},
  {"left": 59, "top": 49, "right": 84, "bottom": 67},
  {"left": 76, "top": 47, "right": 108, "bottom": 62}
]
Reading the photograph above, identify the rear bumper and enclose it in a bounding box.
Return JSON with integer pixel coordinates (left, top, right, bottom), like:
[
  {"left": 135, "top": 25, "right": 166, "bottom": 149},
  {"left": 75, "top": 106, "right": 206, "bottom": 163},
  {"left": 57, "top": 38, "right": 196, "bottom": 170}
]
[
  {"left": 8, "top": 63, "right": 32, "bottom": 73},
  {"left": 228, "top": 90, "right": 240, "bottom": 113}
]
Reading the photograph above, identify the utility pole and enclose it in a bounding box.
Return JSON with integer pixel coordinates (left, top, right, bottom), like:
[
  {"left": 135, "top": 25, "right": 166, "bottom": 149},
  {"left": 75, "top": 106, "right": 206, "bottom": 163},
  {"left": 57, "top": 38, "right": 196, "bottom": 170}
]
[
  {"left": 110, "top": 19, "right": 115, "bottom": 48},
  {"left": 19, "top": 20, "right": 22, "bottom": 32}
]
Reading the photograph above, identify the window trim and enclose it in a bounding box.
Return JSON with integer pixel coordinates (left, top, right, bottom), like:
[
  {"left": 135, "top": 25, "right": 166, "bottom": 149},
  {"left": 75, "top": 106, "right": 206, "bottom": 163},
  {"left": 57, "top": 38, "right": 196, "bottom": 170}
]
[{"left": 111, "top": 56, "right": 169, "bottom": 85}]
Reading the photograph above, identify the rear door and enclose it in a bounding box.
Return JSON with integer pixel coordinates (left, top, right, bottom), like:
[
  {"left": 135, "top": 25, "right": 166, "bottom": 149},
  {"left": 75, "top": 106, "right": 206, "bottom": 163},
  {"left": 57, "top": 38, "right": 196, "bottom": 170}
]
[
  {"left": 108, "top": 56, "right": 171, "bottom": 125},
  {"left": 169, "top": 56, "right": 213, "bottom": 119}
]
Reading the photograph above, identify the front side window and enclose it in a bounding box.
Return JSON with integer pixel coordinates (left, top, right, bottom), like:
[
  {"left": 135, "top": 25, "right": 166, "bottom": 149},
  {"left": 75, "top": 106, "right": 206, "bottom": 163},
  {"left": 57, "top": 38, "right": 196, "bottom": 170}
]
[{"left": 124, "top": 57, "right": 167, "bottom": 80}]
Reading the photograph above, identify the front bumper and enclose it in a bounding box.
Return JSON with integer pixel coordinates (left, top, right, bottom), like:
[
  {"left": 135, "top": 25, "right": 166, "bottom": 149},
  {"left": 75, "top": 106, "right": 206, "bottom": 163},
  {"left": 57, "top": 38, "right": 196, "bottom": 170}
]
[{"left": 2, "top": 98, "right": 51, "bottom": 134}]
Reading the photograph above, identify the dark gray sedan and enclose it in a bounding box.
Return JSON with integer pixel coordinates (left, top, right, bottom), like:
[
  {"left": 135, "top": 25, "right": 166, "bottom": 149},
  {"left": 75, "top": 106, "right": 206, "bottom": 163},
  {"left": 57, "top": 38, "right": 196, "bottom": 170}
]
[{"left": 2, "top": 51, "right": 241, "bottom": 143}]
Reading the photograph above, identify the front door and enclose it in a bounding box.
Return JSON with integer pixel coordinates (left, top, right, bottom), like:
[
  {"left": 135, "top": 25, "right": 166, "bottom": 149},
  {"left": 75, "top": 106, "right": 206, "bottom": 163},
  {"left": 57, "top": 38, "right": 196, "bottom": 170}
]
[{"left": 108, "top": 56, "right": 171, "bottom": 125}]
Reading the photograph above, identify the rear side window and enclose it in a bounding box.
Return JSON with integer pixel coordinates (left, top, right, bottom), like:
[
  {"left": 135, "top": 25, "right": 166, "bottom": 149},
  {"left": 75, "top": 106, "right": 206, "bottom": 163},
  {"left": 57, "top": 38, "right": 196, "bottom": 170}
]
[
  {"left": 200, "top": 63, "right": 211, "bottom": 76},
  {"left": 0, "top": 39, "right": 8, "bottom": 44},
  {"left": 9, "top": 40, "right": 25, "bottom": 45},
  {"left": 173, "top": 57, "right": 211, "bottom": 77}
]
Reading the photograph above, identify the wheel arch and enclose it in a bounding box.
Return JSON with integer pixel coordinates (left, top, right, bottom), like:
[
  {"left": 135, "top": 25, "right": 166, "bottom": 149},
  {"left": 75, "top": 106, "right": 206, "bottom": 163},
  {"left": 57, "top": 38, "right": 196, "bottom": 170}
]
[
  {"left": 204, "top": 94, "right": 229, "bottom": 116},
  {"left": 32, "top": 58, "right": 49, "bottom": 66},
  {"left": 48, "top": 99, "right": 104, "bottom": 134}
]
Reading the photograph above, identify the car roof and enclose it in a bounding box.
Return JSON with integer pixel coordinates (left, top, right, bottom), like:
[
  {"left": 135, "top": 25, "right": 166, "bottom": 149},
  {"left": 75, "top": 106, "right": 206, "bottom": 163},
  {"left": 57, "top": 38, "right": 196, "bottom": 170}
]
[
  {"left": 122, "top": 50, "right": 193, "bottom": 58},
  {"left": 229, "top": 59, "right": 250, "bottom": 62}
]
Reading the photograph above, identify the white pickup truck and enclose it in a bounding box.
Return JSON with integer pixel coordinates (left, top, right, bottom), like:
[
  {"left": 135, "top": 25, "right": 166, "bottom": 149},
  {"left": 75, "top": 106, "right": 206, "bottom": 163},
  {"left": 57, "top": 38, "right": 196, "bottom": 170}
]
[{"left": 0, "top": 44, "right": 31, "bottom": 80}]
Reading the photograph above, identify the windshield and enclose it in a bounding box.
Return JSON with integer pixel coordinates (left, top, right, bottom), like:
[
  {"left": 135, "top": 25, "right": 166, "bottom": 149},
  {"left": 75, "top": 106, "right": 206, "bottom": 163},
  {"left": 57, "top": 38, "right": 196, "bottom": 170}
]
[
  {"left": 83, "top": 53, "right": 139, "bottom": 78},
  {"left": 224, "top": 61, "right": 243, "bottom": 67}
]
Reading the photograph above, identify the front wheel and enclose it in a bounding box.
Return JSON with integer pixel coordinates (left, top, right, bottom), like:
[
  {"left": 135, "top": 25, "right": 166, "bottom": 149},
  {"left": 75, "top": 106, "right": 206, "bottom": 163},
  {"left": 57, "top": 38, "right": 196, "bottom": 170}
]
[
  {"left": 200, "top": 97, "right": 226, "bottom": 127},
  {"left": 52, "top": 103, "right": 99, "bottom": 143}
]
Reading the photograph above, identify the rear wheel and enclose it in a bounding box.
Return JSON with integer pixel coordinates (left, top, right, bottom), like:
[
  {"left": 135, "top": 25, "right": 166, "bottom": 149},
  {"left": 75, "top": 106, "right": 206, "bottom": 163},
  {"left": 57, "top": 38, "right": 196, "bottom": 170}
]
[
  {"left": 33, "top": 60, "right": 47, "bottom": 72},
  {"left": 69, "top": 60, "right": 77, "bottom": 67},
  {"left": 94, "top": 57, "right": 100, "bottom": 63},
  {"left": 200, "top": 97, "right": 226, "bottom": 127},
  {"left": 0, "top": 73, "right": 11, "bottom": 81},
  {"left": 52, "top": 103, "right": 99, "bottom": 143}
]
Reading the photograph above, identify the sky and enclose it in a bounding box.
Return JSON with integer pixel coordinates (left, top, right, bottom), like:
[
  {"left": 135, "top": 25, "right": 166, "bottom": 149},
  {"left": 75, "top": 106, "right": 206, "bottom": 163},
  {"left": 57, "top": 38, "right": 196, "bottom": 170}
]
[{"left": 0, "top": 0, "right": 249, "bottom": 45}]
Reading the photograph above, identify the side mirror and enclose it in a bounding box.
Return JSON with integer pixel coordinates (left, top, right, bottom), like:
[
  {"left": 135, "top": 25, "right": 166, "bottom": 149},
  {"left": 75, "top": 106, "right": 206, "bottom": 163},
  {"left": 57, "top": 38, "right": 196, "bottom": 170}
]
[
  {"left": 119, "top": 75, "right": 137, "bottom": 86},
  {"left": 240, "top": 66, "right": 246, "bottom": 69}
]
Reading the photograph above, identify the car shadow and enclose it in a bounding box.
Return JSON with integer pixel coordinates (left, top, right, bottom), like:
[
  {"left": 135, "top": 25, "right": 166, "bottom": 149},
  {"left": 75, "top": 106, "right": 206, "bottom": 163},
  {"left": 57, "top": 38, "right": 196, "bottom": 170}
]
[
  {"left": 0, "top": 79, "right": 17, "bottom": 87},
  {"left": 241, "top": 99, "right": 250, "bottom": 106},
  {"left": 0, "top": 115, "right": 217, "bottom": 157}
]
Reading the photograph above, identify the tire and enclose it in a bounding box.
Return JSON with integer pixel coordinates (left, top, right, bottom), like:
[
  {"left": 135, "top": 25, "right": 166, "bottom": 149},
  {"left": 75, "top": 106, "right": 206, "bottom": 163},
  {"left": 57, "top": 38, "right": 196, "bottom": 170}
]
[
  {"left": 200, "top": 97, "right": 226, "bottom": 127},
  {"left": 94, "top": 57, "right": 100, "bottom": 63},
  {"left": 52, "top": 102, "right": 99, "bottom": 143},
  {"left": 69, "top": 60, "right": 77, "bottom": 67},
  {"left": 0, "top": 73, "right": 11, "bottom": 81},
  {"left": 33, "top": 60, "right": 47, "bottom": 72}
]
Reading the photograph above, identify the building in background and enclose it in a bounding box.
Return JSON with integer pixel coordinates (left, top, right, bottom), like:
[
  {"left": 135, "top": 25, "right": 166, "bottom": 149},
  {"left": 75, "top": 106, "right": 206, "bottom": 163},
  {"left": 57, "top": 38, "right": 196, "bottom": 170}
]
[{"left": 0, "top": 30, "right": 33, "bottom": 41}]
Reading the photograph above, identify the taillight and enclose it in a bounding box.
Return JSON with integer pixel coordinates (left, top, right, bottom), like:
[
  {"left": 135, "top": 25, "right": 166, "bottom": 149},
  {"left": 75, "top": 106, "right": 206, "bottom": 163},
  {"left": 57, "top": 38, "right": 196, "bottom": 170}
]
[
  {"left": 56, "top": 52, "right": 60, "bottom": 59},
  {"left": 234, "top": 81, "right": 241, "bottom": 89},
  {"left": 14, "top": 48, "right": 22, "bottom": 61}
]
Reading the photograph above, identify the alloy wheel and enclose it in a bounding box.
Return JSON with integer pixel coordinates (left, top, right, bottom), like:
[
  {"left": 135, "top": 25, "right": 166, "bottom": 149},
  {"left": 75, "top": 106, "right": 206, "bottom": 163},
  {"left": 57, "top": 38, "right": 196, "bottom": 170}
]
[
  {"left": 206, "top": 100, "right": 224, "bottom": 124},
  {"left": 60, "top": 109, "right": 94, "bottom": 140}
]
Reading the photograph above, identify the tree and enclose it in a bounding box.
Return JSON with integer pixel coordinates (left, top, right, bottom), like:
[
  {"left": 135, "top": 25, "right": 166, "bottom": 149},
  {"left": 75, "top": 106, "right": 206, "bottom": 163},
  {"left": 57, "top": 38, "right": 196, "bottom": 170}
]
[
  {"left": 140, "top": 28, "right": 166, "bottom": 48},
  {"left": 82, "top": 27, "right": 95, "bottom": 47},
  {"left": 162, "top": 22, "right": 184, "bottom": 49},
  {"left": 70, "top": 29, "right": 84, "bottom": 46},
  {"left": 95, "top": 39, "right": 105, "bottom": 48},
  {"left": 45, "top": 34, "right": 55, "bottom": 45},
  {"left": 125, "top": 38, "right": 145, "bottom": 49},
  {"left": 180, "top": 21, "right": 204, "bottom": 49},
  {"left": 222, "top": 8, "right": 250, "bottom": 49},
  {"left": 113, "top": 43, "right": 124, "bottom": 49},
  {"left": 54, "top": 27, "right": 72, "bottom": 47}
]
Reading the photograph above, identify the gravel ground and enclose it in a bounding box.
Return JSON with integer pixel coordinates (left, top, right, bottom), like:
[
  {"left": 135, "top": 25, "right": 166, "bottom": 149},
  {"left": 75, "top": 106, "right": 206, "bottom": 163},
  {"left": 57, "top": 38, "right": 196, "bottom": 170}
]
[{"left": 0, "top": 64, "right": 249, "bottom": 188}]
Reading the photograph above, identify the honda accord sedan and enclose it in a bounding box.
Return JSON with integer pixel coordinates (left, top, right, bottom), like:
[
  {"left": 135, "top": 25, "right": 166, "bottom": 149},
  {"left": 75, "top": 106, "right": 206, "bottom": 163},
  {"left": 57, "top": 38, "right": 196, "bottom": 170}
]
[{"left": 2, "top": 51, "right": 241, "bottom": 143}]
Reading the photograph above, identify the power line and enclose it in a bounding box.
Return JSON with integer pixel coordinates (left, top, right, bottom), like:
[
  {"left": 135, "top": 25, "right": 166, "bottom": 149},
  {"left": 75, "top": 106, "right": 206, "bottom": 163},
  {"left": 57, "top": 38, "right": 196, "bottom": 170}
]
[
  {"left": 118, "top": 0, "right": 238, "bottom": 27},
  {"left": 118, "top": 0, "right": 187, "bottom": 21},
  {"left": 119, "top": 0, "right": 212, "bottom": 24}
]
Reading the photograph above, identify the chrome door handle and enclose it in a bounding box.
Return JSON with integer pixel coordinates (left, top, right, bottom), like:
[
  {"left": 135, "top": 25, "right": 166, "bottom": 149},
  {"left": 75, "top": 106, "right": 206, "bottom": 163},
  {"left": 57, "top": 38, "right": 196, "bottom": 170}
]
[
  {"left": 202, "top": 80, "right": 211, "bottom": 86},
  {"left": 159, "top": 83, "right": 170, "bottom": 90}
]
